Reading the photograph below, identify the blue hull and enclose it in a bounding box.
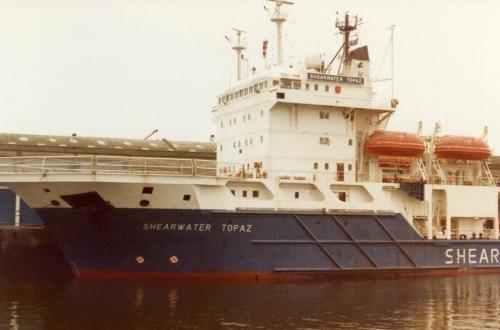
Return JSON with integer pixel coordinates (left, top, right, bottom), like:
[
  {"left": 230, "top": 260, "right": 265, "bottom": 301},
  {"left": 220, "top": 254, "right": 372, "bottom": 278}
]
[{"left": 35, "top": 208, "right": 500, "bottom": 278}]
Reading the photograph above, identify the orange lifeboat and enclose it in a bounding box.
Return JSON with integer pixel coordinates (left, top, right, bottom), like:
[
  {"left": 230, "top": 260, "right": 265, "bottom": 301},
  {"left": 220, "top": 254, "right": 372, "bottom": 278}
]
[
  {"left": 378, "top": 156, "right": 412, "bottom": 169},
  {"left": 434, "top": 136, "right": 491, "bottom": 160},
  {"left": 365, "top": 131, "right": 425, "bottom": 157}
]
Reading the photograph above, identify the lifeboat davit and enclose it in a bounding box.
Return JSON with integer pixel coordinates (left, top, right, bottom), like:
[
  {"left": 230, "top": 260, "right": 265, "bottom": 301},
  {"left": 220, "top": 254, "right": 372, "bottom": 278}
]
[
  {"left": 365, "top": 131, "right": 425, "bottom": 157},
  {"left": 378, "top": 156, "right": 412, "bottom": 169},
  {"left": 434, "top": 136, "right": 491, "bottom": 160}
]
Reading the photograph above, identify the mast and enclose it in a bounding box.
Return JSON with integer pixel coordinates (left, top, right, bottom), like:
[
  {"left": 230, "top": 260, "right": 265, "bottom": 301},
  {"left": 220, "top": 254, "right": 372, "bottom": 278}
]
[
  {"left": 225, "top": 28, "right": 247, "bottom": 81},
  {"left": 389, "top": 25, "right": 395, "bottom": 99},
  {"left": 267, "top": 0, "right": 294, "bottom": 66},
  {"left": 335, "top": 13, "right": 361, "bottom": 70}
]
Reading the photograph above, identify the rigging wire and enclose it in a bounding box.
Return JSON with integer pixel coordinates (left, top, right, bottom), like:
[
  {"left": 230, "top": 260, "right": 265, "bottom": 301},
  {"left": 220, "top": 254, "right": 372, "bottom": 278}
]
[{"left": 375, "top": 36, "right": 391, "bottom": 81}]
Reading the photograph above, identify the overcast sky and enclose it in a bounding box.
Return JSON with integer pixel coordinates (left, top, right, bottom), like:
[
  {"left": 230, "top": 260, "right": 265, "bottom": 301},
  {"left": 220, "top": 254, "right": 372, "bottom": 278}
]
[{"left": 0, "top": 0, "right": 499, "bottom": 152}]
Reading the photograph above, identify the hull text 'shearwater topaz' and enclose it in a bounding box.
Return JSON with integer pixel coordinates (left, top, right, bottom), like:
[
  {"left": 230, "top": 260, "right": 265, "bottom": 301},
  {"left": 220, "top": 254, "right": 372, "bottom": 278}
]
[{"left": 0, "top": 1, "right": 499, "bottom": 279}]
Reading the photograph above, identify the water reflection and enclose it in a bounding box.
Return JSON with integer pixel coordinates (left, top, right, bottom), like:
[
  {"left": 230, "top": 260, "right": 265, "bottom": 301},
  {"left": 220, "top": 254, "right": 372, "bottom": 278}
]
[
  {"left": 1, "top": 274, "right": 500, "bottom": 329},
  {"left": 9, "top": 301, "right": 18, "bottom": 330}
]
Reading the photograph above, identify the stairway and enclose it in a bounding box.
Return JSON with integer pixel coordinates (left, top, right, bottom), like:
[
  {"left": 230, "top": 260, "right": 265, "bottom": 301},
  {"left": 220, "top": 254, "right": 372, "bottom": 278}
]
[
  {"left": 480, "top": 162, "right": 496, "bottom": 186},
  {"left": 431, "top": 156, "right": 447, "bottom": 184},
  {"left": 377, "top": 113, "right": 392, "bottom": 131},
  {"left": 415, "top": 158, "right": 428, "bottom": 182}
]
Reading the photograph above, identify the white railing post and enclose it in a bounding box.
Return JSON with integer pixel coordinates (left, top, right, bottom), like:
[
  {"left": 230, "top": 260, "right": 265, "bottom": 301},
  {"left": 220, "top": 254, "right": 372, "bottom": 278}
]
[
  {"left": 14, "top": 194, "right": 20, "bottom": 227},
  {"left": 41, "top": 156, "right": 47, "bottom": 175},
  {"left": 91, "top": 156, "right": 97, "bottom": 175}
]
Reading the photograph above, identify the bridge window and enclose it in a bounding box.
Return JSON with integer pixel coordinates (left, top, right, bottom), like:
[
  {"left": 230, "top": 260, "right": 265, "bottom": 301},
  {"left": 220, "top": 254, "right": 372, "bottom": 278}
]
[
  {"left": 231, "top": 190, "right": 235, "bottom": 196},
  {"left": 348, "top": 139, "right": 353, "bottom": 146},
  {"left": 295, "top": 192, "right": 300, "bottom": 199},
  {"left": 242, "top": 190, "right": 248, "bottom": 197},
  {"left": 252, "top": 190, "right": 259, "bottom": 198},
  {"left": 325, "top": 85, "right": 329, "bottom": 92},
  {"left": 313, "top": 162, "right": 318, "bottom": 170},
  {"left": 183, "top": 195, "right": 191, "bottom": 201},
  {"left": 306, "top": 83, "right": 310, "bottom": 90},
  {"left": 325, "top": 163, "right": 329, "bottom": 170},
  {"left": 314, "top": 84, "right": 318, "bottom": 91}
]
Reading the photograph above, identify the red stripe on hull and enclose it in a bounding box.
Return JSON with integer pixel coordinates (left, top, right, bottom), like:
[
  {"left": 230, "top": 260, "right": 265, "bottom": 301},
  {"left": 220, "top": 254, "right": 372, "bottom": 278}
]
[{"left": 73, "top": 267, "right": 500, "bottom": 282}]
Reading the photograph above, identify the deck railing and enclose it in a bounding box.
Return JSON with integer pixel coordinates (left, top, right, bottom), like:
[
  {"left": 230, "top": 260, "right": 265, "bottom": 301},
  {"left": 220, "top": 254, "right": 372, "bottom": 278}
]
[{"left": 0, "top": 156, "right": 240, "bottom": 178}]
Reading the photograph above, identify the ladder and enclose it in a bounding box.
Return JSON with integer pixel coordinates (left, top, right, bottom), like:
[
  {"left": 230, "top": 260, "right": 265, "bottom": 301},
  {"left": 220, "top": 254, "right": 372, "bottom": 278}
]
[
  {"left": 415, "top": 158, "right": 428, "bottom": 182},
  {"left": 377, "top": 113, "right": 391, "bottom": 131},
  {"left": 431, "top": 156, "right": 447, "bottom": 184},
  {"left": 480, "top": 162, "right": 496, "bottom": 186}
]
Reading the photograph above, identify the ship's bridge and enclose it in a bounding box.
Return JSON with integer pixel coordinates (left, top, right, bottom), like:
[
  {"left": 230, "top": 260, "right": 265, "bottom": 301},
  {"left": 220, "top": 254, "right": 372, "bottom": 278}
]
[{"left": 212, "top": 65, "right": 397, "bottom": 187}]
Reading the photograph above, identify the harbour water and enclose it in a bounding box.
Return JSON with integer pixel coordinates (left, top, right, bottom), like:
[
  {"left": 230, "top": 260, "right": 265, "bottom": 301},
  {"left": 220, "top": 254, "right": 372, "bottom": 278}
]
[{"left": 1, "top": 274, "right": 500, "bottom": 329}]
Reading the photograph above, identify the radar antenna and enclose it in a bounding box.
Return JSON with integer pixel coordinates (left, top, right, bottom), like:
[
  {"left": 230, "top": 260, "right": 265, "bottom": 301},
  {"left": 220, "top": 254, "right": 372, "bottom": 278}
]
[
  {"left": 265, "top": 0, "right": 294, "bottom": 66},
  {"left": 335, "top": 12, "right": 362, "bottom": 72},
  {"left": 225, "top": 28, "right": 247, "bottom": 81}
]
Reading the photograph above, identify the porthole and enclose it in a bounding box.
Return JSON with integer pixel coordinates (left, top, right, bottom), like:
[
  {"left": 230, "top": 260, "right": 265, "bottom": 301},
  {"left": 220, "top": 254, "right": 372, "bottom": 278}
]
[
  {"left": 51, "top": 200, "right": 60, "bottom": 206},
  {"left": 136, "top": 256, "right": 145, "bottom": 264},
  {"left": 170, "top": 255, "right": 179, "bottom": 264},
  {"left": 140, "top": 200, "right": 150, "bottom": 207},
  {"left": 43, "top": 188, "right": 50, "bottom": 193}
]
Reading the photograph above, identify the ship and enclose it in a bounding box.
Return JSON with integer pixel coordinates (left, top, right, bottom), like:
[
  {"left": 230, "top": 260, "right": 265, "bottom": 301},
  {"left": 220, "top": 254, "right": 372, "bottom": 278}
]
[{"left": 0, "top": 1, "right": 499, "bottom": 280}]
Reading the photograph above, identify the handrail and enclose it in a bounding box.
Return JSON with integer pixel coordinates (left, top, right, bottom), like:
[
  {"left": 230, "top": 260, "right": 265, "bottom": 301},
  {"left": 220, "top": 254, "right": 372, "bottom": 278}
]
[{"left": 0, "top": 156, "right": 240, "bottom": 179}]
